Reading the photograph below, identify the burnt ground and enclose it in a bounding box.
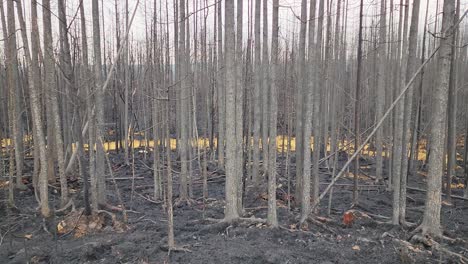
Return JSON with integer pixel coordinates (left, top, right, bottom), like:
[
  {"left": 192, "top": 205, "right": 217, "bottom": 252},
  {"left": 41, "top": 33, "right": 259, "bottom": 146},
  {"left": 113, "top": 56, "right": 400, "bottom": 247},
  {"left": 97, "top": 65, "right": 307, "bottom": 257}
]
[{"left": 1, "top": 151, "right": 468, "bottom": 264}]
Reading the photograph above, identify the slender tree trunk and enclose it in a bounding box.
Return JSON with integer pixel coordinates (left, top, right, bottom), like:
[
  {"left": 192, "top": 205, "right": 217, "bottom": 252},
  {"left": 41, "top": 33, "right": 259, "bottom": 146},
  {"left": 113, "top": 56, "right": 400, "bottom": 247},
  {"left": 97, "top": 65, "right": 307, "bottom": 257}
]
[
  {"left": 0, "top": 1, "right": 18, "bottom": 207},
  {"left": 252, "top": 0, "right": 262, "bottom": 187},
  {"left": 224, "top": 0, "right": 239, "bottom": 222},
  {"left": 261, "top": 0, "right": 269, "bottom": 173},
  {"left": 312, "top": 0, "right": 325, "bottom": 210},
  {"left": 235, "top": 0, "right": 244, "bottom": 213},
  {"left": 301, "top": 0, "right": 317, "bottom": 222},
  {"left": 14, "top": 0, "right": 50, "bottom": 216},
  {"left": 392, "top": 0, "right": 409, "bottom": 224},
  {"left": 152, "top": 3, "right": 162, "bottom": 201},
  {"left": 5, "top": 0, "right": 23, "bottom": 206},
  {"left": 43, "top": 0, "right": 71, "bottom": 207},
  {"left": 124, "top": 0, "right": 130, "bottom": 165},
  {"left": 57, "top": 0, "right": 74, "bottom": 147},
  {"left": 420, "top": 0, "right": 455, "bottom": 237},
  {"left": 217, "top": 0, "right": 225, "bottom": 168},
  {"left": 353, "top": 0, "right": 364, "bottom": 205},
  {"left": 178, "top": 0, "right": 189, "bottom": 201},
  {"left": 445, "top": 0, "right": 460, "bottom": 205},
  {"left": 409, "top": 0, "right": 430, "bottom": 178},
  {"left": 464, "top": 25, "right": 468, "bottom": 199},
  {"left": 267, "top": 0, "right": 279, "bottom": 227},
  {"left": 399, "top": 0, "right": 421, "bottom": 223},
  {"left": 295, "top": 0, "right": 307, "bottom": 205},
  {"left": 375, "top": 0, "right": 387, "bottom": 183},
  {"left": 165, "top": 86, "right": 175, "bottom": 248},
  {"left": 92, "top": 0, "right": 107, "bottom": 206}
]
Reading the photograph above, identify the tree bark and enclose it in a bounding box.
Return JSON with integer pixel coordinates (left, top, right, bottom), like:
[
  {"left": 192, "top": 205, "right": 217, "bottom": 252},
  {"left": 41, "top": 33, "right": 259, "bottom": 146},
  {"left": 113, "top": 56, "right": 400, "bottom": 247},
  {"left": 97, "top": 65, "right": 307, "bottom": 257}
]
[
  {"left": 392, "top": 0, "right": 409, "bottom": 224},
  {"left": 14, "top": 0, "right": 50, "bottom": 216},
  {"left": 420, "top": 0, "right": 455, "bottom": 237},
  {"left": 295, "top": 0, "right": 307, "bottom": 206},
  {"left": 261, "top": 0, "right": 269, "bottom": 173},
  {"left": 353, "top": 0, "right": 364, "bottom": 205},
  {"left": 399, "top": 0, "right": 421, "bottom": 223},
  {"left": 236, "top": 0, "right": 244, "bottom": 213},
  {"left": 252, "top": 0, "right": 262, "bottom": 187},
  {"left": 178, "top": 0, "right": 189, "bottom": 201},
  {"left": 224, "top": 0, "right": 240, "bottom": 222},
  {"left": 92, "top": 0, "right": 107, "bottom": 206},
  {"left": 217, "top": 0, "right": 225, "bottom": 168},
  {"left": 375, "top": 0, "right": 387, "bottom": 183},
  {"left": 445, "top": 0, "right": 460, "bottom": 205},
  {"left": 267, "top": 0, "right": 279, "bottom": 227}
]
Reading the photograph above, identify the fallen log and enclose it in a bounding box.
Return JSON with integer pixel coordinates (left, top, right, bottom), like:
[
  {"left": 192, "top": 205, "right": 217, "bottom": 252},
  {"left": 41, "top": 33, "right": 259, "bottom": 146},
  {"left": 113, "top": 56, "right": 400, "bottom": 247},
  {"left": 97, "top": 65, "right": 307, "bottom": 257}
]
[{"left": 407, "top": 186, "right": 468, "bottom": 201}]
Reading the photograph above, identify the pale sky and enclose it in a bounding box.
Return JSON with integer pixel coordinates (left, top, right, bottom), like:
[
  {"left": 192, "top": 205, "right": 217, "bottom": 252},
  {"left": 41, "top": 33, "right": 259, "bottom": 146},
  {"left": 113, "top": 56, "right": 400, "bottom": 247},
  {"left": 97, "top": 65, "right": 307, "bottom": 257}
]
[{"left": 1, "top": 0, "right": 467, "bottom": 61}]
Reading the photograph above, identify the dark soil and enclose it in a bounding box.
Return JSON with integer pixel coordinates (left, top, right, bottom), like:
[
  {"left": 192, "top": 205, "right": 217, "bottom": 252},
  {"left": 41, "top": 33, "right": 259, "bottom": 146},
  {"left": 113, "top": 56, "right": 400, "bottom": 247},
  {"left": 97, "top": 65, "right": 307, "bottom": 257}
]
[{"left": 1, "top": 151, "right": 468, "bottom": 263}]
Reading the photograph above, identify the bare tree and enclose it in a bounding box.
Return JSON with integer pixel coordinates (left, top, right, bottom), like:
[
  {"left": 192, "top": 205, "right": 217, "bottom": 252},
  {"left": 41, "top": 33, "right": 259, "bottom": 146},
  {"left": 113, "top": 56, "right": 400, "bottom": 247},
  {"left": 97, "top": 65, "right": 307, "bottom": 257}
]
[
  {"left": 445, "top": 0, "right": 460, "bottom": 205},
  {"left": 224, "top": 0, "right": 239, "bottom": 221},
  {"left": 353, "top": 0, "right": 364, "bottom": 205},
  {"left": 14, "top": 0, "right": 51, "bottom": 216},
  {"left": 398, "top": 0, "right": 421, "bottom": 224},
  {"left": 252, "top": 0, "right": 261, "bottom": 186},
  {"left": 3, "top": 0, "right": 23, "bottom": 206},
  {"left": 418, "top": 0, "right": 455, "bottom": 237},
  {"left": 375, "top": 0, "right": 387, "bottom": 183},
  {"left": 178, "top": 0, "right": 189, "bottom": 202},
  {"left": 391, "top": 0, "right": 409, "bottom": 224},
  {"left": 92, "top": 0, "right": 107, "bottom": 207},
  {"left": 261, "top": 0, "right": 269, "bottom": 172},
  {"left": 42, "top": 0, "right": 69, "bottom": 206},
  {"left": 294, "top": 0, "right": 307, "bottom": 205},
  {"left": 235, "top": 0, "right": 244, "bottom": 213},
  {"left": 5, "top": 0, "right": 24, "bottom": 203},
  {"left": 267, "top": 0, "right": 279, "bottom": 227},
  {"left": 217, "top": 0, "right": 225, "bottom": 168}
]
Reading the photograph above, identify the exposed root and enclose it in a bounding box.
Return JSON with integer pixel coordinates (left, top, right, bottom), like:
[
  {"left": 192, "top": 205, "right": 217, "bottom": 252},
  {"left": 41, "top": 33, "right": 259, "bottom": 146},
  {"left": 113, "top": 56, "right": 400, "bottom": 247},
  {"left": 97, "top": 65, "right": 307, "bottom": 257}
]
[
  {"left": 96, "top": 209, "right": 128, "bottom": 233},
  {"left": 409, "top": 233, "right": 434, "bottom": 247},
  {"left": 174, "top": 197, "right": 196, "bottom": 207},
  {"left": 238, "top": 217, "right": 267, "bottom": 224},
  {"left": 409, "top": 232, "right": 468, "bottom": 263},
  {"left": 100, "top": 202, "right": 124, "bottom": 212},
  {"left": 279, "top": 225, "right": 318, "bottom": 236},
  {"left": 434, "top": 244, "right": 468, "bottom": 263},
  {"left": 400, "top": 220, "right": 417, "bottom": 228},
  {"left": 100, "top": 203, "right": 128, "bottom": 223},
  {"left": 160, "top": 244, "right": 192, "bottom": 254},
  {"left": 309, "top": 217, "right": 337, "bottom": 234},
  {"left": 96, "top": 209, "right": 117, "bottom": 221},
  {"left": 41, "top": 217, "right": 53, "bottom": 236},
  {"left": 59, "top": 210, "right": 84, "bottom": 238},
  {"left": 169, "top": 246, "right": 192, "bottom": 254},
  {"left": 204, "top": 217, "right": 223, "bottom": 223},
  {"left": 56, "top": 199, "right": 75, "bottom": 213}
]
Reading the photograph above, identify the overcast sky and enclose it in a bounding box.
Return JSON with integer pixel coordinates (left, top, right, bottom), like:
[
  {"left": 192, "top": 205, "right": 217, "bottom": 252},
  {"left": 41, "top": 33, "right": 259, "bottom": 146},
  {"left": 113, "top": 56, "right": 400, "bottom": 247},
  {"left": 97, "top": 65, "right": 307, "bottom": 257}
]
[{"left": 2, "top": 0, "right": 467, "bottom": 59}]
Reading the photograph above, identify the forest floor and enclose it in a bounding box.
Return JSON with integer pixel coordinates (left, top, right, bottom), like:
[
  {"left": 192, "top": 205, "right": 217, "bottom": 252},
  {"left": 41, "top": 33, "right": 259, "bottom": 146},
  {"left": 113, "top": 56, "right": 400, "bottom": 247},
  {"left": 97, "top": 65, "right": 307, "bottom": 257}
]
[{"left": 1, "top": 151, "right": 468, "bottom": 263}]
